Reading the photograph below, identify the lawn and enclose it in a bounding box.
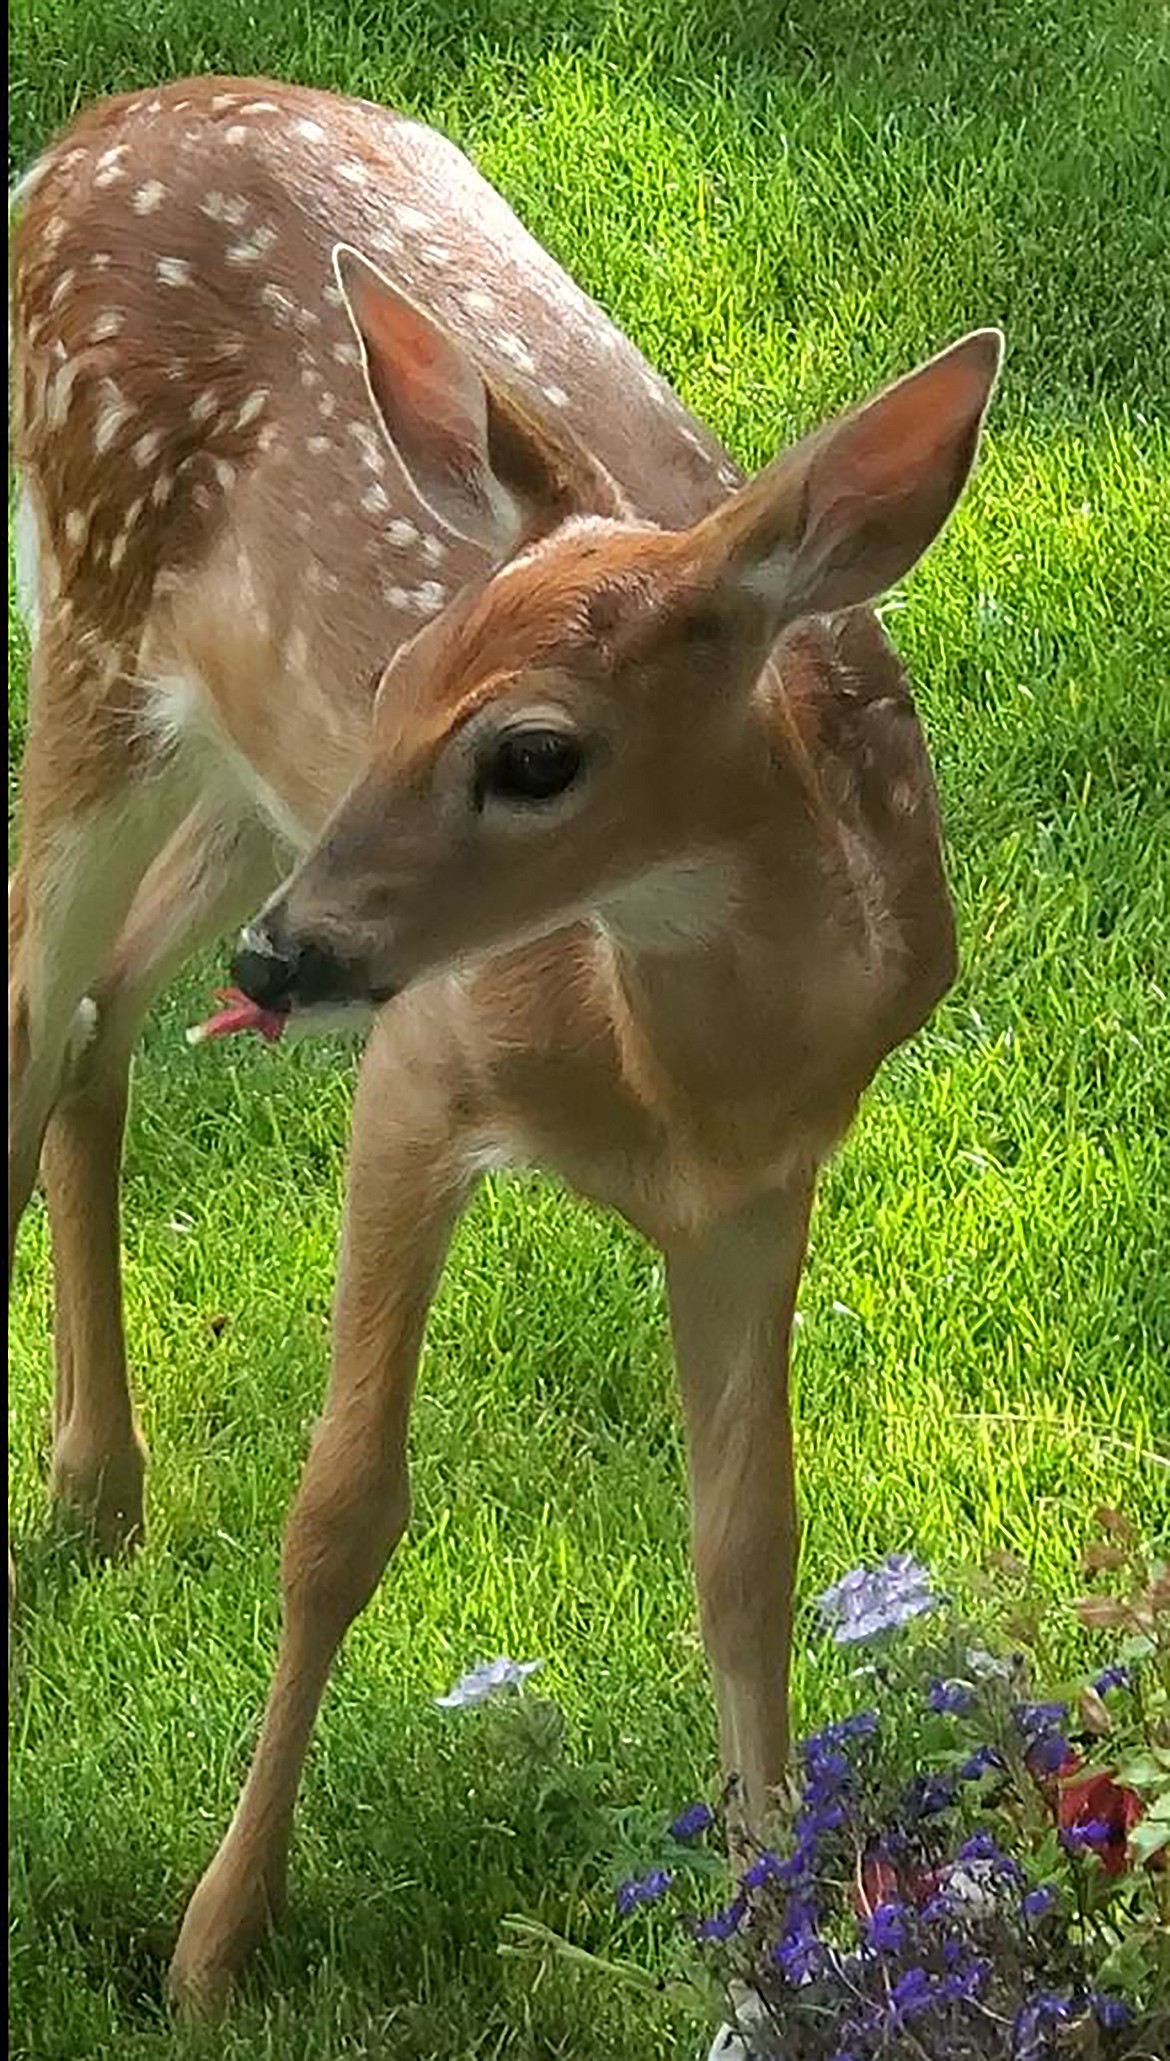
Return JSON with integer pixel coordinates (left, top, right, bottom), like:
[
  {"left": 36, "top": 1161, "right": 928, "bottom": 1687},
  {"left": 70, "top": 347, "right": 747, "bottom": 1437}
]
[{"left": 7, "top": 2, "right": 1169, "bottom": 2056}]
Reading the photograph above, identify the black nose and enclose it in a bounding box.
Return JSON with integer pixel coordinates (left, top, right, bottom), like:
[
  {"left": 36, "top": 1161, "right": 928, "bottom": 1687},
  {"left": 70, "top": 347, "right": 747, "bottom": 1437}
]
[{"left": 231, "top": 923, "right": 351, "bottom": 1012}]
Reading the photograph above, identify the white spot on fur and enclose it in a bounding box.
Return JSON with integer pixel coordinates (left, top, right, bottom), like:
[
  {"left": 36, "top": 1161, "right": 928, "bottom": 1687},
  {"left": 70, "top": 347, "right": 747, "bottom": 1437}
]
[
  {"left": 210, "top": 95, "right": 238, "bottom": 113},
  {"left": 322, "top": 283, "right": 343, "bottom": 309},
  {"left": 361, "top": 483, "right": 389, "bottom": 515},
  {"left": 307, "top": 434, "right": 331, "bottom": 454},
  {"left": 202, "top": 191, "right": 249, "bottom": 226},
  {"left": 239, "top": 100, "right": 281, "bottom": 115},
  {"left": 132, "top": 180, "right": 167, "bottom": 214},
  {"left": 332, "top": 341, "right": 361, "bottom": 367},
  {"left": 384, "top": 517, "right": 418, "bottom": 550},
  {"left": 462, "top": 288, "right": 496, "bottom": 317},
  {"left": 64, "top": 997, "right": 99, "bottom": 1074},
  {"left": 417, "top": 243, "right": 451, "bottom": 268},
  {"left": 156, "top": 257, "right": 193, "bottom": 288},
  {"left": 64, "top": 508, "right": 88, "bottom": 547},
  {"left": 90, "top": 310, "right": 124, "bottom": 342},
  {"left": 349, "top": 421, "right": 384, "bottom": 472},
  {"left": 150, "top": 471, "right": 173, "bottom": 507},
  {"left": 90, "top": 252, "right": 112, "bottom": 270},
  {"left": 226, "top": 225, "right": 278, "bottom": 264},
  {"left": 191, "top": 389, "right": 218, "bottom": 424},
  {"left": 412, "top": 581, "right": 447, "bottom": 615},
  {"left": 213, "top": 458, "right": 237, "bottom": 490},
  {"left": 94, "top": 150, "right": 128, "bottom": 189},
  {"left": 337, "top": 161, "right": 368, "bottom": 185},
  {"left": 94, "top": 380, "right": 132, "bottom": 453},
  {"left": 133, "top": 429, "right": 164, "bottom": 467},
  {"left": 497, "top": 332, "right": 536, "bottom": 373},
  {"left": 48, "top": 268, "right": 77, "bottom": 309},
  {"left": 47, "top": 360, "right": 81, "bottom": 429},
  {"left": 317, "top": 391, "right": 337, "bottom": 418},
  {"left": 393, "top": 203, "right": 431, "bottom": 232},
  {"left": 294, "top": 118, "right": 327, "bottom": 143},
  {"left": 421, "top": 533, "right": 447, "bottom": 565},
  {"left": 382, "top": 583, "right": 410, "bottom": 610},
  {"left": 224, "top": 126, "right": 250, "bottom": 147},
  {"left": 263, "top": 283, "right": 298, "bottom": 324},
  {"left": 235, "top": 388, "right": 269, "bottom": 429},
  {"left": 544, "top": 384, "right": 570, "bottom": 408}
]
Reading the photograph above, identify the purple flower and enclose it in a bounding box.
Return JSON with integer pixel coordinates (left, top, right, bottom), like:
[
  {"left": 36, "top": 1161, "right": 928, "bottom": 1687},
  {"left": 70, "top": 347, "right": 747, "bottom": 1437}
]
[
  {"left": 435, "top": 1655, "right": 544, "bottom": 1707},
  {"left": 669, "top": 1802, "right": 714, "bottom": 1841},
  {"left": 928, "top": 1677, "right": 973, "bottom": 1714},
  {"left": 615, "top": 1868, "right": 673, "bottom": 1915},
  {"left": 1092, "top": 1665, "right": 1132, "bottom": 1696},
  {"left": 920, "top": 1892, "right": 955, "bottom": 1924},
  {"left": 1013, "top": 1990, "right": 1072, "bottom": 2061},
  {"left": 1026, "top": 1729, "right": 1073, "bottom": 1776},
  {"left": 740, "top": 1850, "right": 783, "bottom": 1891},
  {"left": 1091, "top": 1993, "right": 1132, "bottom": 2032},
  {"left": 816, "top": 1553, "right": 937, "bottom": 1643},
  {"left": 1022, "top": 1885, "right": 1055, "bottom": 1920},
  {"left": 694, "top": 1894, "right": 747, "bottom": 1943},
  {"left": 891, "top": 1966, "right": 935, "bottom": 2020},
  {"left": 905, "top": 1770, "right": 958, "bottom": 1818},
  {"left": 839, "top": 1708, "right": 880, "bottom": 1738},
  {"left": 1014, "top": 1700, "right": 1069, "bottom": 1738},
  {"left": 773, "top": 1900, "right": 823, "bottom": 1984},
  {"left": 959, "top": 1832, "right": 999, "bottom": 1863},
  {"left": 960, "top": 1744, "right": 1004, "bottom": 1781},
  {"left": 1060, "top": 1817, "right": 1113, "bottom": 1853},
  {"left": 956, "top": 1832, "right": 1022, "bottom": 1879},
  {"left": 865, "top": 1900, "right": 909, "bottom": 1953},
  {"left": 941, "top": 1955, "right": 991, "bottom": 2002}
]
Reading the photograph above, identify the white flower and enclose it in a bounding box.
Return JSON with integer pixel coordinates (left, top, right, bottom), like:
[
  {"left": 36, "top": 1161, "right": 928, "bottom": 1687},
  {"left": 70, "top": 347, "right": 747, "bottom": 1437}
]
[{"left": 435, "top": 1656, "right": 544, "bottom": 1708}]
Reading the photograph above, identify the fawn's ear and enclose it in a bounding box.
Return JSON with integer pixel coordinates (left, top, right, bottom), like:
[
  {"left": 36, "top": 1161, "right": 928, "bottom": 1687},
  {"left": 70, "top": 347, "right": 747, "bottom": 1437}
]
[
  {"left": 333, "top": 244, "right": 629, "bottom": 552},
  {"left": 703, "top": 329, "right": 1004, "bottom": 623}
]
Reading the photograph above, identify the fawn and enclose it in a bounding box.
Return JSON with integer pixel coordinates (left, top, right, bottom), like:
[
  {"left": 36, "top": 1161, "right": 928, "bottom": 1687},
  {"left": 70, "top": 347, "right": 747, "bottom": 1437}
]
[{"left": 7, "top": 77, "right": 1001, "bottom": 2009}]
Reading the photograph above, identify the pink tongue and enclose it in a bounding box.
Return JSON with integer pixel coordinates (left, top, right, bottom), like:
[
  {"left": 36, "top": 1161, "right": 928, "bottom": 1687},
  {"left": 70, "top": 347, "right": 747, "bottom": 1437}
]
[{"left": 186, "top": 987, "right": 288, "bottom": 1047}]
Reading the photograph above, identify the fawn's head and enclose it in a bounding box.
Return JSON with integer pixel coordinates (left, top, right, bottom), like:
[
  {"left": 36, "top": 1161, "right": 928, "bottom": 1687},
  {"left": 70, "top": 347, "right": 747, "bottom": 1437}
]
[{"left": 235, "top": 249, "right": 1001, "bottom": 1017}]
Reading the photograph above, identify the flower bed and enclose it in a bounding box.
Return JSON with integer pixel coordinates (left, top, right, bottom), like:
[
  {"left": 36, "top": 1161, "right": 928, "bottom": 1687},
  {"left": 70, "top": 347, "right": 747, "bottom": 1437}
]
[{"left": 506, "top": 1510, "right": 1167, "bottom": 2059}]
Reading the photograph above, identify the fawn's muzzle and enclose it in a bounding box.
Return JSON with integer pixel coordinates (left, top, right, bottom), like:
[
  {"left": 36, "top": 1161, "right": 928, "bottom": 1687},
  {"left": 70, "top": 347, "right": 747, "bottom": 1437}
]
[{"left": 232, "top": 919, "right": 361, "bottom": 1015}]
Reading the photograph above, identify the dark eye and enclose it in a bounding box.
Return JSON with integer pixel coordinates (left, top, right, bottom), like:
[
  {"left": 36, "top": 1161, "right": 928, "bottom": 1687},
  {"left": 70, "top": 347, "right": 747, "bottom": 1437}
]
[{"left": 481, "top": 728, "right": 584, "bottom": 805}]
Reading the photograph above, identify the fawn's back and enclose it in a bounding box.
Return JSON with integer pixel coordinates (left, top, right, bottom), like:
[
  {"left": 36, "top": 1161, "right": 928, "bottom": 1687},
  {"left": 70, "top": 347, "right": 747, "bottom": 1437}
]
[{"left": 10, "top": 78, "right": 742, "bottom": 842}]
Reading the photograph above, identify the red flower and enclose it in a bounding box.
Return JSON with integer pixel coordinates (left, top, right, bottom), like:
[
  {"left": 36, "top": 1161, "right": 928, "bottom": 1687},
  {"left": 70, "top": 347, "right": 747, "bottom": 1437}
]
[
  {"left": 855, "top": 1853, "right": 899, "bottom": 1915},
  {"left": 854, "top": 1852, "right": 940, "bottom": 1915},
  {"left": 1056, "top": 1762, "right": 1145, "bottom": 1875}
]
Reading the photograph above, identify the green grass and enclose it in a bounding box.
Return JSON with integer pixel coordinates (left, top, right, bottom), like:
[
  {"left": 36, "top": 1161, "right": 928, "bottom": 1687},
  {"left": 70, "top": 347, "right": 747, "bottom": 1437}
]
[{"left": 8, "top": 3, "right": 1170, "bottom": 2055}]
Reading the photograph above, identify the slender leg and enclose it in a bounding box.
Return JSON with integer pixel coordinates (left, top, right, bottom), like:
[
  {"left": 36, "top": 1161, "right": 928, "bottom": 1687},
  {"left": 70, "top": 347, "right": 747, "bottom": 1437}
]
[
  {"left": 664, "top": 1173, "right": 816, "bottom": 1830},
  {"left": 8, "top": 785, "right": 176, "bottom": 1286},
  {"left": 43, "top": 810, "right": 279, "bottom": 1550},
  {"left": 169, "top": 1013, "right": 476, "bottom": 2015}
]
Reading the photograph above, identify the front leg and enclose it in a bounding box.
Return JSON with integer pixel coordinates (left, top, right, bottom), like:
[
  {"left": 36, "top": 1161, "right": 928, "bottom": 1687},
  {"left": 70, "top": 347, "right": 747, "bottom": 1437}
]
[
  {"left": 169, "top": 1016, "right": 476, "bottom": 2015},
  {"left": 665, "top": 1174, "right": 815, "bottom": 1831}
]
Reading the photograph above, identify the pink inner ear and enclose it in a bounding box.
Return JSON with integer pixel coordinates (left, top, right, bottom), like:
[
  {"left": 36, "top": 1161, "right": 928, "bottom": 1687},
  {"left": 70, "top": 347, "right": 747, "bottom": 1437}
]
[{"left": 835, "top": 342, "right": 998, "bottom": 500}]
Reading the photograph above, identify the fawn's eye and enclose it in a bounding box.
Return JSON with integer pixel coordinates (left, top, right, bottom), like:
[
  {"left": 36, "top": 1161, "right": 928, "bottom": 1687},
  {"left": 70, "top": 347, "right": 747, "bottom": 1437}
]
[{"left": 479, "top": 727, "right": 584, "bottom": 806}]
